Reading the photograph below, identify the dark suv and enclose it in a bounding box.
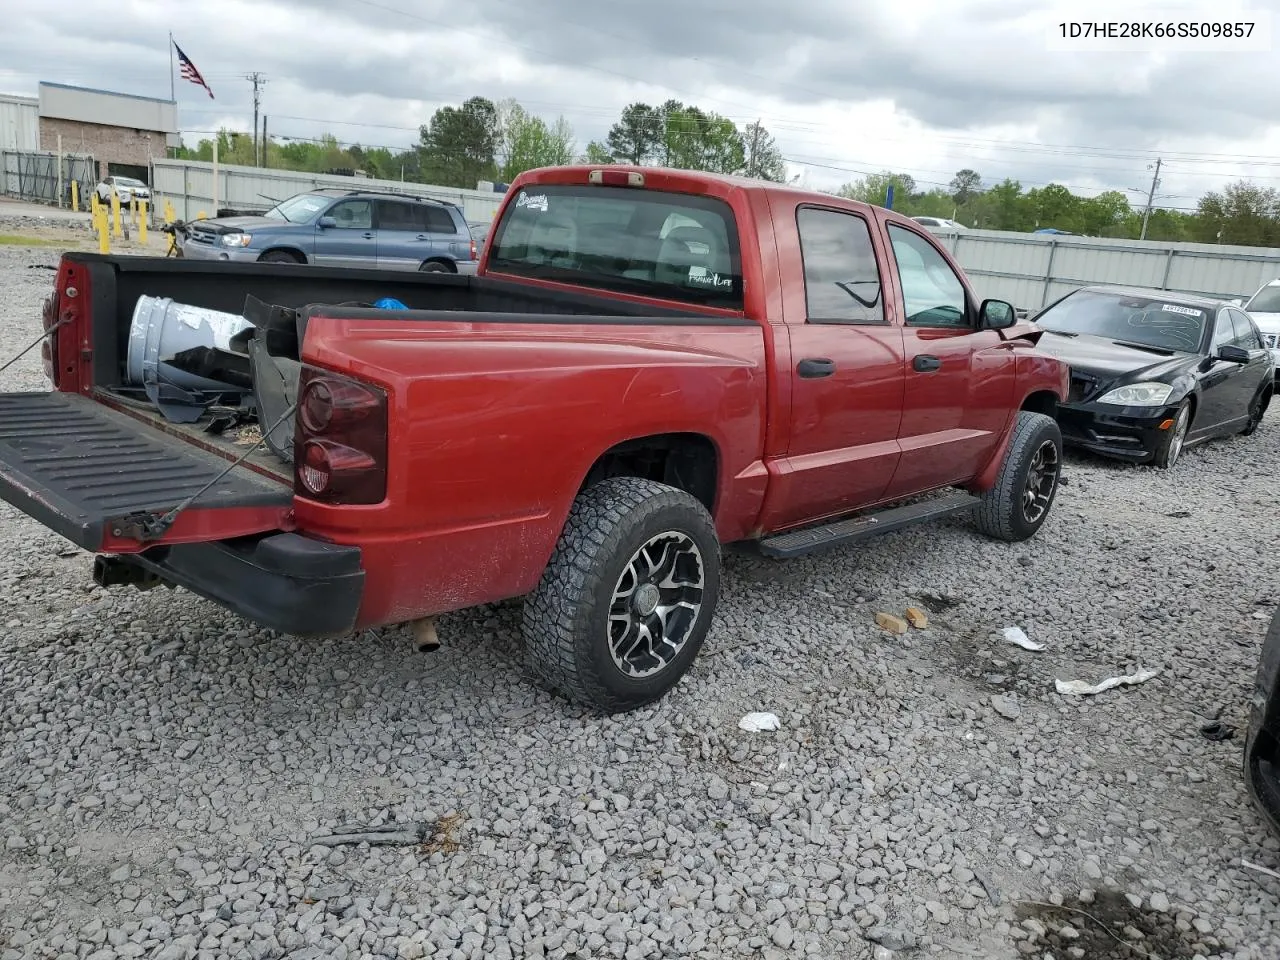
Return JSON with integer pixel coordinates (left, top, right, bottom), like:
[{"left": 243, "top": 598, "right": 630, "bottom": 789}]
[{"left": 181, "top": 188, "right": 480, "bottom": 274}]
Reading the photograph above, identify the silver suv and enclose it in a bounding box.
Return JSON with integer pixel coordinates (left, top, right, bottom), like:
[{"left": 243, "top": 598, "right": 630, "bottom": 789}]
[{"left": 181, "top": 188, "right": 480, "bottom": 274}]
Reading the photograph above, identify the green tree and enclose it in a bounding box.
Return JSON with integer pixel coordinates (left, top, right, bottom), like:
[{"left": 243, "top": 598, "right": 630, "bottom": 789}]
[
  {"left": 607, "top": 102, "right": 664, "bottom": 165},
  {"left": 1194, "top": 180, "right": 1280, "bottom": 247},
  {"left": 949, "top": 169, "right": 982, "bottom": 205},
  {"left": 1026, "top": 183, "right": 1079, "bottom": 231},
  {"left": 1078, "top": 190, "right": 1131, "bottom": 236},
  {"left": 742, "top": 121, "right": 787, "bottom": 181},
  {"left": 580, "top": 141, "right": 614, "bottom": 164},
  {"left": 663, "top": 106, "right": 744, "bottom": 173},
  {"left": 418, "top": 96, "right": 500, "bottom": 188},
  {"left": 837, "top": 171, "right": 917, "bottom": 207},
  {"left": 496, "top": 100, "right": 575, "bottom": 181}
]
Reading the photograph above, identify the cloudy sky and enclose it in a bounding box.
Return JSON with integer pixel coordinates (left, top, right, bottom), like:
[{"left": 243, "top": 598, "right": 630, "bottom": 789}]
[{"left": 3, "top": 0, "right": 1278, "bottom": 211}]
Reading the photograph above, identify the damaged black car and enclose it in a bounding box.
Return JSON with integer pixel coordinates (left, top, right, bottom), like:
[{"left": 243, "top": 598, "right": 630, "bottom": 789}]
[{"left": 1032, "top": 286, "right": 1274, "bottom": 468}]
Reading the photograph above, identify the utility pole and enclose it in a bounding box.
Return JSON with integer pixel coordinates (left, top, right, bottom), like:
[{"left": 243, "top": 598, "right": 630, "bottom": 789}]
[
  {"left": 245, "top": 72, "right": 267, "bottom": 165},
  {"left": 1140, "top": 157, "right": 1162, "bottom": 241},
  {"left": 261, "top": 115, "right": 268, "bottom": 169}
]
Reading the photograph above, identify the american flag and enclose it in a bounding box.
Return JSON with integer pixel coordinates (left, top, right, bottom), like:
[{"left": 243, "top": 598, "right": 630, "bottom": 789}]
[{"left": 174, "top": 41, "right": 214, "bottom": 99}]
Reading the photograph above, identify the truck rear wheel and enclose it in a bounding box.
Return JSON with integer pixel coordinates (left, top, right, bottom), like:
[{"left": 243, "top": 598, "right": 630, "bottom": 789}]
[
  {"left": 973, "top": 410, "right": 1062, "bottom": 542},
  {"left": 522, "top": 476, "right": 721, "bottom": 714}
]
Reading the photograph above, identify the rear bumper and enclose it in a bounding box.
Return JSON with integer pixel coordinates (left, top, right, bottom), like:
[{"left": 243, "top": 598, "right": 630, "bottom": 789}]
[
  {"left": 454, "top": 260, "right": 479, "bottom": 276},
  {"left": 115, "top": 532, "right": 365, "bottom": 636},
  {"left": 1246, "top": 608, "right": 1280, "bottom": 838},
  {"left": 1056, "top": 402, "right": 1175, "bottom": 462}
]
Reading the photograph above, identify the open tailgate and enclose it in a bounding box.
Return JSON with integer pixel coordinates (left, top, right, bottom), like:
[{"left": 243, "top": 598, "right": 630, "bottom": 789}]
[{"left": 0, "top": 392, "right": 293, "bottom": 553}]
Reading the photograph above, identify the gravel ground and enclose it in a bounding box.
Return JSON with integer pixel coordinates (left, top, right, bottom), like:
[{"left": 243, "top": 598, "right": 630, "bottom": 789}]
[{"left": 1, "top": 234, "right": 1279, "bottom": 960}]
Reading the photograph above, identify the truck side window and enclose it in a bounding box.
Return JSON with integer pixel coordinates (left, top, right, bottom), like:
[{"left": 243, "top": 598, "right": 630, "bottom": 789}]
[
  {"left": 887, "top": 224, "right": 968, "bottom": 328},
  {"left": 796, "top": 207, "right": 884, "bottom": 324}
]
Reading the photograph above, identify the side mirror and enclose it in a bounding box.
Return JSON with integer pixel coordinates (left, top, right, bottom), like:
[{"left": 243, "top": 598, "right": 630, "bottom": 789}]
[
  {"left": 1217, "top": 344, "right": 1250, "bottom": 364},
  {"left": 316, "top": 216, "right": 336, "bottom": 229},
  {"left": 979, "top": 298, "right": 1018, "bottom": 330}
]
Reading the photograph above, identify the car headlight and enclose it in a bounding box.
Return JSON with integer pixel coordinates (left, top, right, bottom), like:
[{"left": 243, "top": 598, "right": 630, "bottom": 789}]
[
  {"left": 220, "top": 233, "right": 252, "bottom": 247},
  {"left": 1095, "top": 381, "right": 1174, "bottom": 406}
]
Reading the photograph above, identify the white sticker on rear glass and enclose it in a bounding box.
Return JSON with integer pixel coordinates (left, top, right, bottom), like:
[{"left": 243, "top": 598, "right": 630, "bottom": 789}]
[
  {"left": 687, "top": 270, "right": 733, "bottom": 290},
  {"left": 516, "top": 193, "right": 548, "bottom": 213},
  {"left": 1161, "top": 303, "right": 1200, "bottom": 316}
]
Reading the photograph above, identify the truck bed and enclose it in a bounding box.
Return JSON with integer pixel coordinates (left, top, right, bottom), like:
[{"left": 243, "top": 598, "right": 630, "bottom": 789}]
[{"left": 96, "top": 391, "right": 292, "bottom": 484}]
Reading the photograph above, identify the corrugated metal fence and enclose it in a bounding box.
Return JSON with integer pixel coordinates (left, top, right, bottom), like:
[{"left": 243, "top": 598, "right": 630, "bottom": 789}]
[
  {"left": 935, "top": 228, "right": 1280, "bottom": 311},
  {"left": 149, "top": 158, "right": 505, "bottom": 224},
  {"left": 0, "top": 149, "right": 96, "bottom": 206}
]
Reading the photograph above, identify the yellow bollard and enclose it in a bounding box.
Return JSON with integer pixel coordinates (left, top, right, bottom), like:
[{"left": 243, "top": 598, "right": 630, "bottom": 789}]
[
  {"left": 164, "top": 199, "right": 175, "bottom": 224},
  {"left": 195, "top": 210, "right": 207, "bottom": 220},
  {"left": 130, "top": 196, "right": 138, "bottom": 226},
  {"left": 96, "top": 208, "right": 110, "bottom": 255},
  {"left": 139, "top": 201, "right": 148, "bottom": 244},
  {"left": 71, "top": 180, "right": 79, "bottom": 213},
  {"left": 110, "top": 190, "right": 122, "bottom": 238}
]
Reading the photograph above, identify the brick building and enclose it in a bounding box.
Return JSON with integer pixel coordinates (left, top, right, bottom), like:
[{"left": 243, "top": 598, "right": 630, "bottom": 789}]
[{"left": 36, "top": 82, "right": 178, "bottom": 181}]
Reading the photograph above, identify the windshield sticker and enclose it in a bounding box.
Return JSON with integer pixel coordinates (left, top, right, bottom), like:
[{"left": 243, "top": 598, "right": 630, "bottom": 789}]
[
  {"left": 1161, "top": 303, "right": 1201, "bottom": 317},
  {"left": 687, "top": 267, "right": 733, "bottom": 289},
  {"left": 516, "top": 193, "right": 548, "bottom": 213}
]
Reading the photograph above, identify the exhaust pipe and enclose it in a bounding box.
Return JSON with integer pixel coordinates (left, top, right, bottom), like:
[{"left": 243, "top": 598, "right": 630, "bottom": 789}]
[
  {"left": 93, "top": 556, "right": 169, "bottom": 592},
  {"left": 412, "top": 617, "right": 440, "bottom": 653}
]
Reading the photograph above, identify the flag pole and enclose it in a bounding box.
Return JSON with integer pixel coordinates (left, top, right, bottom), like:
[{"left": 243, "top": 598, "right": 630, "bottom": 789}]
[{"left": 168, "top": 32, "right": 175, "bottom": 102}]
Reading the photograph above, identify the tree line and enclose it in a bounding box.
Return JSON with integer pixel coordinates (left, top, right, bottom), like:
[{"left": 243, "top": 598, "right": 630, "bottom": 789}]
[
  {"left": 175, "top": 95, "right": 1280, "bottom": 247},
  {"left": 837, "top": 169, "right": 1280, "bottom": 247}
]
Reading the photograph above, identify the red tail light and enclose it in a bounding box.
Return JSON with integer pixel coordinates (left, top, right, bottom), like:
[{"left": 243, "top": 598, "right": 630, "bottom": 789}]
[
  {"left": 294, "top": 368, "right": 388, "bottom": 504},
  {"left": 470, "top": 238, "right": 478, "bottom": 260},
  {"left": 42, "top": 260, "right": 88, "bottom": 391}
]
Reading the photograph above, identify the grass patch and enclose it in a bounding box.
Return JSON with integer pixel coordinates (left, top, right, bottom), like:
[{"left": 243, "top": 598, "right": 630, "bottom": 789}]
[{"left": 0, "top": 234, "right": 64, "bottom": 247}]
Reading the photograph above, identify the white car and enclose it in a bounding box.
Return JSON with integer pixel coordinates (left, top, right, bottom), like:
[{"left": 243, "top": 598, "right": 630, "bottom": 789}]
[
  {"left": 910, "top": 216, "right": 967, "bottom": 233},
  {"left": 95, "top": 175, "right": 151, "bottom": 204},
  {"left": 1240, "top": 279, "right": 1280, "bottom": 378}
]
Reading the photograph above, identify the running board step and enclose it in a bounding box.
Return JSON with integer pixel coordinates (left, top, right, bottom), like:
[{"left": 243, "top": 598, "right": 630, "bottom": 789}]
[{"left": 758, "top": 492, "right": 981, "bottom": 559}]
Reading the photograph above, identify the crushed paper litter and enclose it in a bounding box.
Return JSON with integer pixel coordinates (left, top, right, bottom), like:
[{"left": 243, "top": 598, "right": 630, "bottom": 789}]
[
  {"left": 1055, "top": 668, "right": 1160, "bottom": 696},
  {"left": 738, "top": 712, "right": 781, "bottom": 732},
  {"left": 1002, "top": 626, "right": 1045, "bottom": 651}
]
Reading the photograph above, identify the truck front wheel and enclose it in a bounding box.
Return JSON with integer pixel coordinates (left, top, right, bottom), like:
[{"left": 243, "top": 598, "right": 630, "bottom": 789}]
[
  {"left": 522, "top": 476, "right": 721, "bottom": 714},
  {"left": 973, "top": 411, "right": 1063, "bottom": 542}
]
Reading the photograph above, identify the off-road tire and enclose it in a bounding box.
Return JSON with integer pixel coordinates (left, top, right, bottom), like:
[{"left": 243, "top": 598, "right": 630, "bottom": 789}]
[
  {"left": 522, "top": 476, "right": 721, "bottom": 714},
  {"left": 258, "top": 250, "right": 303, "bottom": 264},
  {"left": 973, "top": 410, "right": 1063, "bottom": 542}
]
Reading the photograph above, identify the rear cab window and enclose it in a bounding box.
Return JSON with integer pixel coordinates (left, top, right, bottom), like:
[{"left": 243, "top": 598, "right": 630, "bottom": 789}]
[{"left": 487, "top": 184, "right": 743, "bottom": 310}]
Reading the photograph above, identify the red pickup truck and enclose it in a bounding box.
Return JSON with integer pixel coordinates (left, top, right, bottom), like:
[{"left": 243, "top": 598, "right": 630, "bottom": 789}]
[{"left": 2, "top": 165, "right": 1069, "bottom": 713}]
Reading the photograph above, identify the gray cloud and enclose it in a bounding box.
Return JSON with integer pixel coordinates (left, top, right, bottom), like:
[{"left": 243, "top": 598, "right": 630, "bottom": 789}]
[{"left": 0, "top": 0, "right": 1276, "bottom": 206}]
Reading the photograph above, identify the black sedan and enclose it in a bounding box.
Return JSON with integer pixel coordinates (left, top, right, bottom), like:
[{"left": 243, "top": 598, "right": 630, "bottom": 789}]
[
  {"left": 1032, "top": 285, "right": 1275, "bottom": 468},
  {"left": 1247, "top": 606, "right": 1280, "bottom": 838}
]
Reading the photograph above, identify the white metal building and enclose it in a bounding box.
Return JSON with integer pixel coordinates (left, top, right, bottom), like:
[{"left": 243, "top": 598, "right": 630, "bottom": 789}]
[{"left": 0, "top": 93, "right": 40, "bottom": 151}]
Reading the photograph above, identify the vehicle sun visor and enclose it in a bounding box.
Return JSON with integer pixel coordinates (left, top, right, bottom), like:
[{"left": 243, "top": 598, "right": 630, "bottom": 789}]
[{"left": 248, "top": 336, "right": 301, "bottom": 462}]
